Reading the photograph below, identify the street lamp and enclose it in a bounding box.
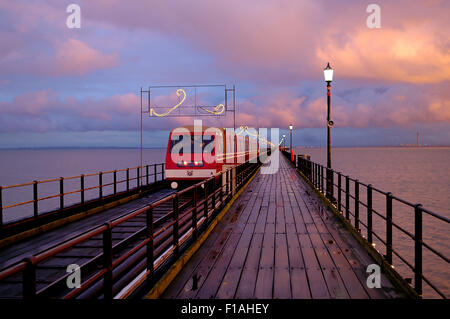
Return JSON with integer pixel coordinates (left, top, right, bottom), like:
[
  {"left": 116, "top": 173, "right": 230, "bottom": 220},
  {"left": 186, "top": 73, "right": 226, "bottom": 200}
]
[
  {"left": 289, "top": 124, "right": 294, "bottom": 161},
  {"left": 324, "top": 62, "right": 334, "bottom": 201},
  {"left": 289, "top": 124, "right": 293, "bottom": 150},
  {"left": 282, "top": 134, "right": 286, "bottom": 149}
]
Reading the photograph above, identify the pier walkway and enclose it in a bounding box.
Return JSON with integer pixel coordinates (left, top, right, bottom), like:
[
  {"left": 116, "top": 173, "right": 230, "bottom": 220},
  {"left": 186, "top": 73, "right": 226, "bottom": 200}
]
[{"left": 161, "top": 153, "right": 403, "bottom": 299}]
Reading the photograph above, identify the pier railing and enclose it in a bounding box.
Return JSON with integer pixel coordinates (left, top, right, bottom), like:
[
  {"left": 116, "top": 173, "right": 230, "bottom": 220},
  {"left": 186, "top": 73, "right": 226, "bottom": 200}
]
[
  {"left": 294, "top": 153, "right": 449, "bottom": 298},
  {"left": 0, "top": 163, "right": 165, "bottom": 233},
  {"left": 0, "top": 161, "right": 259, "bottom": 299}
]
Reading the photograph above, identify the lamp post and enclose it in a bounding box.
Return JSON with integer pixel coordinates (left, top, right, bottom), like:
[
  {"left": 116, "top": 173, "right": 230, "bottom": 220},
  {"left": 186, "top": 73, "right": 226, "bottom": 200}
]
[
  {"left": 289, "top": 124, "right": 294, "bottom": 161},
  {"left": 324, "top": 62, "right": 334, "bottom": 202},
  {"left": 289, "top": 124, "right": 293, "bottom": 150},
  {"left": 282, "top": 134, "right": 286, "bottom": 149}
]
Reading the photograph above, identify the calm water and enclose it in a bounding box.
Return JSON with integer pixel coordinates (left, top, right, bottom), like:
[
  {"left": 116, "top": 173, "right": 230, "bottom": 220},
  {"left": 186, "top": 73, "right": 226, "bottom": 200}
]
[
  {"left": 0, "top": 147, "right": 449, "bottom": 297},
  {"left": 294, "top": 146, "right": 449, "bottom": 298},
  {"left": 0, "top": 149, "right": 166, "bottom": 223}
]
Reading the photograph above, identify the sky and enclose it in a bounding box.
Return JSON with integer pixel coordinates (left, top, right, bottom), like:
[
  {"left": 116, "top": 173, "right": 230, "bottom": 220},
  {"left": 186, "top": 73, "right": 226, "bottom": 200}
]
[{"left": 0, "top": 0, "right": 449, "bottom": 148}]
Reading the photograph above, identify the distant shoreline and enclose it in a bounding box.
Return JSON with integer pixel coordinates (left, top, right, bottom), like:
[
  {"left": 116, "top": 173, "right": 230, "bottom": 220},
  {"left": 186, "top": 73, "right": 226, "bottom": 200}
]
[{"left": 0, "top": 145, "right": 449, "bottom": 150}]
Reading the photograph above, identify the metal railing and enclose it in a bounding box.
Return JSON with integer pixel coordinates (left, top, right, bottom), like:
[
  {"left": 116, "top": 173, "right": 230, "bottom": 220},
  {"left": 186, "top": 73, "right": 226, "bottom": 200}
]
[
  {"left": 0, "top": 163, "right": 165, "bottom": 231},
  {"left": 0, "top": 161, "right": 259, "bottom": 299},
  {"left": 294, "top": 154, "right": 449, "bottom": 298}
]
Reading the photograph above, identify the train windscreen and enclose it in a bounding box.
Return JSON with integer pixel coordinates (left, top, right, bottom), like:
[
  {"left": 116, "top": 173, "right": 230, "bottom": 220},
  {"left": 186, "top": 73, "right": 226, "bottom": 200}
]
[{"left": 169, "top": 134, "right": 215, "bottom": 155}]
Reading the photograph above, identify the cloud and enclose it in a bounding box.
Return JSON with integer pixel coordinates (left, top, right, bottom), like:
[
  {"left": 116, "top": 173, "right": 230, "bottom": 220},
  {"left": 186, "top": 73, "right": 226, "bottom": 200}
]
[
  {"left": 52, "top": 38, "right": 118, "bottom": 76},
  {"left": 0, "top": 0, "right": 449, "bottom": 147},
  {"left": 0, "top": 2, "right": 119, "bottom": 77},
  {"left": 82, "top": 0, "right": 450, "bottom": 84}
]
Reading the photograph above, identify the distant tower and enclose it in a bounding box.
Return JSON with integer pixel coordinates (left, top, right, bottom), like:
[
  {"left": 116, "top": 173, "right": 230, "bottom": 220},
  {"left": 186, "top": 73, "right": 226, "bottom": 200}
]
[{"left": 417, "top": 132, "right": 420, "bottom": 147}]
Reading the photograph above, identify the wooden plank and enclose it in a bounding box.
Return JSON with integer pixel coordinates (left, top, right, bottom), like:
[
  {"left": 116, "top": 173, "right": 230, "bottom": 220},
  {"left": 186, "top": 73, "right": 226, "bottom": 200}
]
[
  {"left": 309, "top": 233, "right": 350, "bottom": 299},
  {"left": 161, "top": 209, "right": 237, "bottom": 298},
  {"left": 194, "top": 232, "right": 242, "bottom": 298},
  {"left": 298, "top": 234, "right": 330, "bottom": 298},
  {"left": 254, "top": 268, "right": 273, "bottom": 299},
  {"left": 290, "top": 268, "right": 311, "bottom": 298},
  {"left": 235, "top": 233, "right": 263, "bottom": 298},
  {"left": 274, "top": 233, "right": 291, "bottom": 298}
]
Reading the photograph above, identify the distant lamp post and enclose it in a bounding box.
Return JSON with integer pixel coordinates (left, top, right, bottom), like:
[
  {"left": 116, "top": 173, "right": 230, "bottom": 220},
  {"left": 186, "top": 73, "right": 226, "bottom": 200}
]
[
  {"left": 324, "top": 62, "right": 335, "bottom": 202},
  {"left": 289, "top": 124, "right": 294, "bottom": 162},
  {"left": 282, "top": 134, "right": 286, "bottom": 149}
]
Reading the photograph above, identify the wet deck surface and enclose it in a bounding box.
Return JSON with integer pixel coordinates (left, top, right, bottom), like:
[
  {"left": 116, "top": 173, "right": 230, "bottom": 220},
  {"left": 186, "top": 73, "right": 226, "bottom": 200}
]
[{"left": 162, "top": 153, "right": 403, "bottom": 299}]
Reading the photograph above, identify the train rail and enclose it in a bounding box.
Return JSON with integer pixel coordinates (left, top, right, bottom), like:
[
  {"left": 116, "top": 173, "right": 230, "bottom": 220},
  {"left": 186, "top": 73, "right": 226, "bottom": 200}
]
[{"left": 0, "top": 161, "right": 260, "bottom": 299}]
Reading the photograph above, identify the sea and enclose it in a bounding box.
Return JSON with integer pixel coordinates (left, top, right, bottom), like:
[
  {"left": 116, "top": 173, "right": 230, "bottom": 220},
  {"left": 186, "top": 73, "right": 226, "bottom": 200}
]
[{"left": 0, "top": 146, "right": 448, "bottom": 298}]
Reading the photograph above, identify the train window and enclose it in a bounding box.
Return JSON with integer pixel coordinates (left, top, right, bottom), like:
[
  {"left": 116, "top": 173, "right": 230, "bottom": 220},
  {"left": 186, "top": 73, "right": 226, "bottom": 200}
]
[
  {"left": 202, "top": 135, "right": 215, "bottom": 154},
  {"left": 170, "top": 135, "right": 185, "bottom": 155},
  {"left": 170, "top": 134, "right": 215, "bottom": 155}
]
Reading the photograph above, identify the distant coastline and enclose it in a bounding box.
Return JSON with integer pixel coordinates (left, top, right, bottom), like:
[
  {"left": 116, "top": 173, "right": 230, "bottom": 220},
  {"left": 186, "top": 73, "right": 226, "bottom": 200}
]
[{"left": 1, "top": 145, "right": 449, "bottom": 150}]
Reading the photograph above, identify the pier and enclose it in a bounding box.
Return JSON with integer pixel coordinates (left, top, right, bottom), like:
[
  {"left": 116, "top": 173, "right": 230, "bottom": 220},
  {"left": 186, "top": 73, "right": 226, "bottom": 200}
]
[
  {"left": 0, "top": 151, "right": 448, "bottom": 299},
  {"left": 158, "top": 154, "right": 401, "bottom": 299}
]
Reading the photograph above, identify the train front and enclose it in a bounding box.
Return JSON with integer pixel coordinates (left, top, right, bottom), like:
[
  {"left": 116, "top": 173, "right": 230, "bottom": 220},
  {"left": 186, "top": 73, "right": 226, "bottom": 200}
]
[{"left": 165, "top": 127, "right": 223, "bottom": 189}]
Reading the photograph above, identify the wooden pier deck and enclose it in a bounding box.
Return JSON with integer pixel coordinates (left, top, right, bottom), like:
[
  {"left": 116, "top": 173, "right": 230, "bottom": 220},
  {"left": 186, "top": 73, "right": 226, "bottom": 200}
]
[{"left": 161, "top": 153, "right": 403, "bottom": 299}]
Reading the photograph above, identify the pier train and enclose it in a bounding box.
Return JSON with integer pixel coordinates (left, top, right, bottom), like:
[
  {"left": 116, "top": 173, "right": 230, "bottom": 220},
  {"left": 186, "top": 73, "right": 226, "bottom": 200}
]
[{"left": 165, "top": 126, "right": 264, "bottom": 189}]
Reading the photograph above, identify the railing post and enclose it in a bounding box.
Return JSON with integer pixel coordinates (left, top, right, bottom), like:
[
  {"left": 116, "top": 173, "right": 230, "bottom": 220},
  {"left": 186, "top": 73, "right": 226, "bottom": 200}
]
[
  {"left": 33, "top": 181, "right": 38, "bottom": 218},
  {"left": 385, "top": 192, "right": 393, "bottom": 264},
  {"left": 23, "top": 257, "right": 36, "bottom": 299},
  {"left": 146, "top": 165, "right": 149, "bottom": 185},
  {"left": 146, "top": 205, "right": 154, "bottom": 279},
  {"left": 99, "top": 172, "right": 103, "bottom": 199},
  {"left": 80, "top": 175, "right": 85, "bottom": 205},
  {"left": 211, "top": 178, "right": 216, "bottom": 213},
  {"left": 154, "top": 164, "right": 157, "bottom": 183},
  {"left": 316, "top": 164, "right": 319, "bottom": 188},
  {"left": 308, "top": 160, "right": 312, "bottom": 180},
  {"left": 345, "top": 176, "right": 350, "bottom": 220},
  {"left": 173, "top": 194, "right": 179, "bottom": 256},
  {"left": 313, "top": 163, "right": 316, "bottom": 186},
  {"left": 59, "top": 177, "right": 64, "bottom": 211},
  {"left": 226, "top": 170, "right": 229, "bottom": 201},
  {"left": 204, "top": 181, "right": 208, "bottom": 220},
  {"left": 192, "top": 185, "right": 198, "bottom": 240},
  {"left": 126, "top": 168, "right": 130, "bottom": 191},
  {"left": 367, "top": 185, "right": 373, "bottom": 244},
  {"left": 414, "top": 204, "right": 423, "bottom": 296},
  {"left": 0, "top": 186, "right": 3, "bottom": 229},
  {"left": 103, "top": 222, "right": 113, "bottom": 299},
  {"left": 162, "top": 163, "right": 165, "bottom": 180},
  {"left": 219, "top": 174, "right": 223, "bottom": 207},
  {"left": 318, "top": 165, "right": 321, "bottom": 190},
  {"left": 354, "top": 180, "right": 359, "bottom": 231},
  {"left": 337, "top": 172, "right": 342, "bottom": 213},
  {"left": 321, "top": 166, "right": 324, "bottom": 193},
  {"left": 326, "top": 167, "right": 334, "bottom": 201},
  {"left": 113, "top": 170, "right": 117, "bottom": 195},
  {"left": 137, "top": 167, "right": 140, "bottom": 189}
]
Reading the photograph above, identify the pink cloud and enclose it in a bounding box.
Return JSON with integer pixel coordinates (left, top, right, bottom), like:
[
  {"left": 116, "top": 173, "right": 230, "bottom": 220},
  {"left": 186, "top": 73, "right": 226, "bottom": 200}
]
[
  {"left": 52, "top": 38, "right": 118, "bottom": 76},
  {"left": 82, "top": 0, "right": 449, "bottom": 84}
]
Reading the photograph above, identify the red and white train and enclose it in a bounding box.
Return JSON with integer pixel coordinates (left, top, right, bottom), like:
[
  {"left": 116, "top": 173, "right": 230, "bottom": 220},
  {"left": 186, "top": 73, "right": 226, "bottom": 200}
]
[{"left": 165, "top": 126, "right": 263, "bottom": 189}]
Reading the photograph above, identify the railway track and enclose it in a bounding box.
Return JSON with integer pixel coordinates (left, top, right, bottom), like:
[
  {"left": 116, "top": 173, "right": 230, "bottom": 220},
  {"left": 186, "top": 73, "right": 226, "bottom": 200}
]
[{"left": 0, "top": 162, "right": 260, "bottom": 299}]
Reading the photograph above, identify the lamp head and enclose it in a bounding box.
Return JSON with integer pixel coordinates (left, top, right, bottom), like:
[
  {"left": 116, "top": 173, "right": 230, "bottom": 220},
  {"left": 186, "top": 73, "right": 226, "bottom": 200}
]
[
  {"left": 289, "top": 124, "right": 293, "bottom": 130},
  {"left": 324, "top": 62, "right": 333, "bottom": 83}
]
